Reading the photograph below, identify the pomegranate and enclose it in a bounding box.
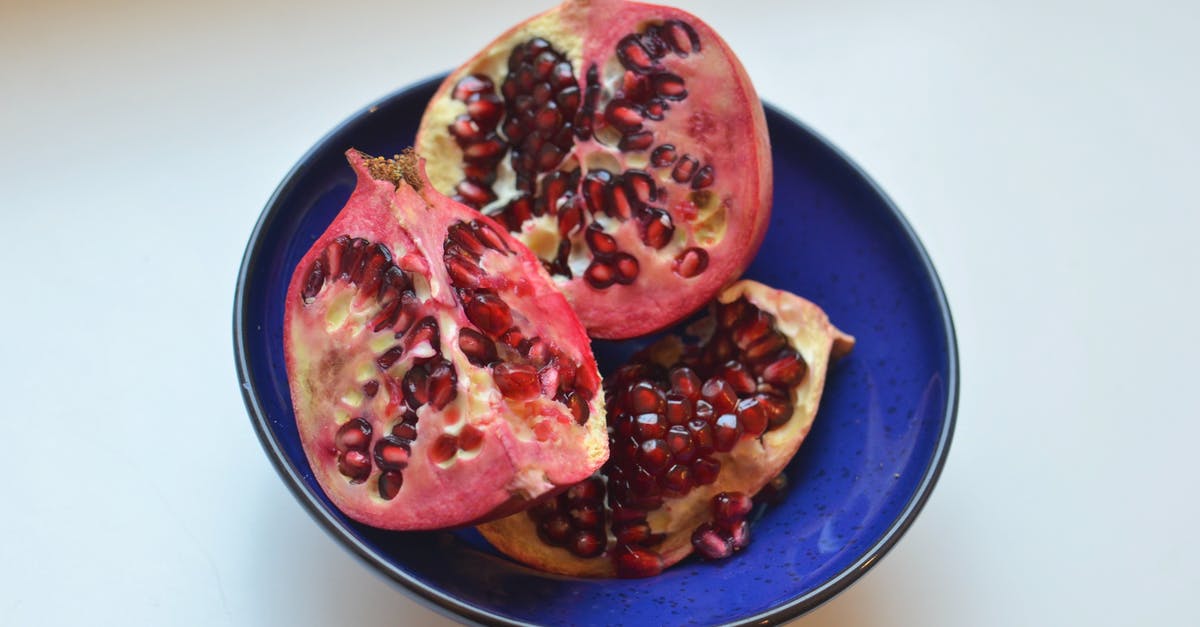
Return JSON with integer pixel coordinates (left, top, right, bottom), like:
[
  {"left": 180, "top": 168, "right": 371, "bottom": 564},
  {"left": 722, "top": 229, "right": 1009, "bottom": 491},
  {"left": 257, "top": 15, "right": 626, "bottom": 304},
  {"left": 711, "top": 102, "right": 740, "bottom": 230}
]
[
  {"left": 416, "top": 0, "right": 772, "bottom": 339},
  {"left": 284, "top": 149, "right": 608, "bottom": 530},
  {"left": 476, "top": 280, "right": 854, "bottom": 576}
]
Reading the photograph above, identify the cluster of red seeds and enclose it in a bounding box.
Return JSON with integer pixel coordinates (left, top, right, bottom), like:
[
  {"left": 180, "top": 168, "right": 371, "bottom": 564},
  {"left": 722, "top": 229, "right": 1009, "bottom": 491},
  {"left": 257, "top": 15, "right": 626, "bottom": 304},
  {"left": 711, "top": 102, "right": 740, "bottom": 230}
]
[{"left": 691, "top": 492, "right": 753, "bottom": 560}]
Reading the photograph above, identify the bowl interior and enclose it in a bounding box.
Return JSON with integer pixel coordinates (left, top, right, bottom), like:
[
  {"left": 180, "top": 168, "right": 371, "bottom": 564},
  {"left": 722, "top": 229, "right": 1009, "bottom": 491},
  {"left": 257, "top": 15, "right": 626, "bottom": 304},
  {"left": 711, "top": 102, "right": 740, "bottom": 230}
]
[{"left": 236, "top": 75, "right": 956, "bottom": 626}]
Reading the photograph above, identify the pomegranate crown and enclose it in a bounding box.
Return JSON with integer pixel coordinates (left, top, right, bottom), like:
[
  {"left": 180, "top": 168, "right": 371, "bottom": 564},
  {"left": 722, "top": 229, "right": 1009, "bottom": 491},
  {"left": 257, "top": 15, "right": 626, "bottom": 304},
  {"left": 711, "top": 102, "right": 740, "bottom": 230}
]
[{"left": 360, "top": 148, "right": 423, "bottom": 190}]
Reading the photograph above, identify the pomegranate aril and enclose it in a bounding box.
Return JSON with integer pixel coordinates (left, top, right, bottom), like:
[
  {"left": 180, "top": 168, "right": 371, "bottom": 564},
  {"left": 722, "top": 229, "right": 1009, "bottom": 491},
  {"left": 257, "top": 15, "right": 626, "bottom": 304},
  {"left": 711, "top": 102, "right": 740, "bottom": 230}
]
[
  {"left": 493, "top": 362, "right": 541, "bottom": 400},
  {"left": 584, "top": 260, "right": 616, "bottom": 289},
  {"left": 614, "top": 545, "right": 664, "bottom": 578},
  {"left": 616, "top": 34, "right": 659, "bottom": 74},
  {"left": 615, "top": 521, "right": 654, "bottom": 546},
  {"left": 570, "top": 530, "right": 606, "bottom": 558},
  {"left": 566, "top": 477, "right": 604, "bottom": 505},
  {"left": 538, "top": 513, "right": 573, "bottom": 546},
  {"left": 745, "top": 332, "right": 788, "bottom": 362},
  {"left": 464, "top": 292, "right": 513, "bottom": 337},
  {"left": 463, "top": 137, "right": 505, "bottom": 161},
  {"left": 662, "top": 464, "right": 692, "bottom": 494},
  {"left": 466, "top": 93, "right": 504, "bottom": 128},
  {"left": 334, "top": 418, "right": 372, "bottom": 452},
  {"left": 362, "top": 380, "right": 379, "bottom": 398},
  {"left": 378, "top": 471, "right": 403, "bottom": 500},
  {"left": 665, "top": 393, "right": 691, "bottom": 425},
  {"left": 736, "top": 396, "right": 768, "bottom": 436},
  {"left": 427, "top": 360, "right": 457, "bottom": 410},
  {"left": 628, "top": 382, "right": 666, "bottom": 414},
  {"left": 430, "top": 434, "right": 458, "bottom": 464},
  {"left": 455, "top": 179, "right": 495, "bottom": 207},
  {"left": 691, "top": 165, "right": 715, "bottom": 189},
  {"left": 337, "top": 450, "right": 371, "bottom": 483},
  {"left": 556, "top": 85, "right": 581, "bottom": 113},
  {"left": 620, "top": 131, "right": 654, "bottom": 152},
  {"left": 556, "top": 390, "right": 588, "bottom": 426},
  {"left": 720, "top": 361, "right": 756, "bottom": 395},
  {"left": 712, "top": 492, "right": 754, "bottom": 526},
  {"left": 471, "top": 220, "right": 511, "bottom": 253},
  {"left": 691, "top": 456, "right": 721, "bottom": 485},
  {"left": 650, "top": 144, "right": 677, "bottom": 168},
  {"left": 453, "top": 74, "right": 494, "bottom": 101},
  {"left": 402, "top": 367, "right": 429, "bottom": 410},
  {"left": 605, "top": 99, "right": 644, "bottom": 132},
  {"left": 693, "top": 399, "right": 715, "bottom": 424},
  {"left": 702, "top": 378, "right": 738, "bottom": 414},
  {"left": 665, "top": 425, "right": 695, "bottom": 462},
  {"left": 391, "top": 421, "right": 417, "bottom": 442},
  {"left": 763, "top": 394, "right": 793, "bottom": 430},
  {"left": 609, "top": 184, "right": 637, "bottom": 219},
  {"left": 446, "top": 253, "right": 488, "bottom": 287},
  {"left": 458, "top": 328, "right": 498, "bottom": 366},
  {"left": 763, "top": 350, "right": 808, "bottom": 386},
  {"left": 644, "top": 99, "right": 667, "bottom": 120},
  {"left": 664, "top": 20, "right": 701, "bottom": 56},
  {"left": 610, "top": 505, "right": 646, "bottom": 526},
  {"left": 672, "top": 155, "right": 699, "bottom": 183},
  {"left": 652, "top": 73, "right": 687, "bottom": 100},
  {"left": 582, "top": 170, "right": 613, "bottom": 214},
  {"left": 375, "top": 345, "right": 404, "bottom": 371},
  {"left": 374, "top": 435, "right": 412, "bottom": 471},
  {"left": 728, "top": 519, "right": 751, "bottom": 551},
  {"left": 713, "top": 414, "right": 742, "bottom": 452},
  {"left": 692, "top": 523, "right": 732, "bottom": 560},
  {"left": 669, "top": 367, "right": 703, "bottom": 400},
  {"left": 674, "top": 247, "right": 709, "bottom": 278},
  {"left": 624, "top": 170, "right": 657, "bottom": 203},
  {"left": 640, "top": 209, "right": 674, "bottom": 249},
  {"left": 732, "top": 310, "right": 772, "bottom": 348},
  {"left": 301, "top": 257, "right": 326, "bottom": 303},
  {"left": 558, "top": 201, "right": 584, "bottom": 237},
  {"left": 634, "top": 413, "right": 667, "bottom": 440},
  {"left": 717, "top": 298, "right": 750, "bottom": 329},
  {"left": 568, "top": 503, "right": 601, "bottom": 529},
  {"left": 638, "top": 439, "right": 671, "bottom": 473},
  {"left": 449, "top": 115, "right": 484, "bottom": 143}
]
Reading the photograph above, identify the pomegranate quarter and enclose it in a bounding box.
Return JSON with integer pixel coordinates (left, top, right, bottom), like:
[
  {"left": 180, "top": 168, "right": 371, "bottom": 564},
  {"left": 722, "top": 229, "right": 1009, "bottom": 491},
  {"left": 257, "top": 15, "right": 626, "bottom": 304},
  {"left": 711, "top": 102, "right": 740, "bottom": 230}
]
[
  {"left": 284, "top": 149, "right": 608, "bottom": 530},
  {"left": 478, "top": 281, "right": 854, "bottom": 577},
  {"left": 417, "top": 0, "right": 772, "bottom": 339}
]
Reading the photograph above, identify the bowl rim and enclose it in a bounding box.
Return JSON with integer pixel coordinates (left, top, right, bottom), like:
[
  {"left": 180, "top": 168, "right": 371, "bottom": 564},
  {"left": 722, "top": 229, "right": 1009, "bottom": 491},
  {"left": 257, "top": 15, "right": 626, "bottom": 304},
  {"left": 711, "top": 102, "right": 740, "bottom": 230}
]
[{"left": 233, "top": 73, "right": 958, "bottom": 627}]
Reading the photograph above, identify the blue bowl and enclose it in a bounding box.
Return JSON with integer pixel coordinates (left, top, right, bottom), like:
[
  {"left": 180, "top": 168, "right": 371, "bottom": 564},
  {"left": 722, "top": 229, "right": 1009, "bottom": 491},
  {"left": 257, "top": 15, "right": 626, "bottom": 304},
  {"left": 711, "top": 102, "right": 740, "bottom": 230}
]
[{"left": 234, "top": 75, "right": 958, "bottom": 626}]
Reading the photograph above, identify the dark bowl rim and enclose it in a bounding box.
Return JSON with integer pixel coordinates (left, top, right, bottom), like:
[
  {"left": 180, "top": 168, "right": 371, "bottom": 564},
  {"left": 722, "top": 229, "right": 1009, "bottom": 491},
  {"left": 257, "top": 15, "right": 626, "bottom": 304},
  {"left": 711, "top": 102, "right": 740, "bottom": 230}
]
[{"left": 233, "top": 73, "right": 959, "bottom": 627}]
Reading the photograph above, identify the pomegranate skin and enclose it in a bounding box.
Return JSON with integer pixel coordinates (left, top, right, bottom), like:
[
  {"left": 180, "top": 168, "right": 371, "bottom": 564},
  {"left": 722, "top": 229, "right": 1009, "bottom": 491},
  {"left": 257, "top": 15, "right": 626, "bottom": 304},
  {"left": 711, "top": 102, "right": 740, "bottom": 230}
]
[
  {"left": 284, "top": 150, "right": 608, "bottom": 531},
  {"left": 417, "top": 0, "right": 772, "bottom": 339}
]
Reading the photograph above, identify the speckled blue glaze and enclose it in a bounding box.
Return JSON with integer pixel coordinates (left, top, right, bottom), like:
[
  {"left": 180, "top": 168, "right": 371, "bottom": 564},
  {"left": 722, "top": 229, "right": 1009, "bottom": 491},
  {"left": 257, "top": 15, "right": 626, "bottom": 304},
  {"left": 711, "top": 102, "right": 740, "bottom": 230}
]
[{"left": 235, "top": 75, "right": 957, "bottom": 626}]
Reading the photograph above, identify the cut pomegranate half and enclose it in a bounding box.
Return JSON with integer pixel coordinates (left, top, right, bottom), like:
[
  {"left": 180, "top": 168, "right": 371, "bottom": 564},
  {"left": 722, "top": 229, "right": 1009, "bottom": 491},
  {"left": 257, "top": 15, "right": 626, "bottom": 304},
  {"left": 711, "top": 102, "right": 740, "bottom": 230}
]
[
  {"left": 476, "top": 280, "right": 853, "bottom": 576},
  {"left": 417, "top": 0, "right": 772, "bottom": 339},
  {"left": 284, "top": 149, "right": 608, "bottom": 531}
]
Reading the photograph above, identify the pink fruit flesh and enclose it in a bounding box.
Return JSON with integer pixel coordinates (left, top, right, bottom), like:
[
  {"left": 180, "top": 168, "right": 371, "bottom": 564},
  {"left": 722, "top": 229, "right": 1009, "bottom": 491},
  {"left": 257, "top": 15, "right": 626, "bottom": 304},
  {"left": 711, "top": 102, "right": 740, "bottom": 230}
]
[
  {"left": 417, "top": 0, "right": 772, "bottom": 339},
  {"left": 476, "top": 280, "right": 853, "bottom": 576},
  {"left": 283, "top": 150, "right": 608, "bottom": 531}
]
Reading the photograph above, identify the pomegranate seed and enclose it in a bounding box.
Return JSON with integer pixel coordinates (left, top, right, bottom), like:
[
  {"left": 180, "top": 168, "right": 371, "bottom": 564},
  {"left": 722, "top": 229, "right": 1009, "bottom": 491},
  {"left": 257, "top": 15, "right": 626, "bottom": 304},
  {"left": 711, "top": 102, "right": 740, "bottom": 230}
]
[
  {"left": 733, "top": 310, "right": 773, "bottom": 348},
  {"left": 692, "top": 523, "right": 733, "bottom": 560},
  {"left": 568, "top": 503, "right": 602, "bottom": 529},
  {"left": 556, "top": 84, "right": 581, "bottom": 113},
  {"left": 455, "top": 179, "right": 496, "bottom": 207},
  {"left": 499, "top": 327, "right": 526, "bottom": 350},
  {"left": 652, "top": 73, "right": 687, "bottom": 100},
  {"left": 691, "top": 456, "right": 721, "bottom": 485},
  {"left": 322, "top": 235, "right": 349, "bottom": 278},
  {"left": 693, "top": 399, "right": 715, "bottom": 424},
  {"left": 493, "top": 362, "right": 541, "bottom": 400},
  {"left": 643, "top": 99, "right": 667, "bottom": 120},
  {"left": 463, "top": 136, "right": 505, "bottom": 161},
  {"left": 609, "top": 184, "right": 636, "bottom": 219},
  {"left": 716, "top": 298, "right": 749, "bottom": 328},
  {"left": 430, "top": 434, "right": 458, "bottom": 464},
  {"left": 558, "top": 201, "right": 584, "bottom": 237},
  {"left": 471, "top": 220, "right": 511, "bottom": 253},
  {"left": 566, "top": 477, "right": 604, "bottom": 505},
  {"left": 378, "top": 471, "right": 403, "bottom": 500},
  {"left": 674, "top": 247, "right": 709, "bottom": 278},
  {"left": 458, "top": 328, "right": 498, "bottom": 366},
  {"left": 640, "top": 26, "right": 669, "bottom": 58},
  {"left": 736, "top": 396, "right": 768, "bottom": 436},
  {"left": 615, "top": 34, "right": 659, "bottom": 73},
  {"left": 464, "top": 292, "right": 513, "bottom": 337},
  {"left": 672, "top": 155, "right": 699, "bottom": 183},
  {"left": 664, "top": 20, "right": 701, "bottom": 56},
  {"left": 535, "top": 102, "right": 563, "bottom": 130},
  {"left": 377, "top": 265, "right": 409, "bottom": 303},
  {"left": 362, "top": 380, "right": 379, "bottom": 398},
  {"left": 391, "top": 421, "right": 417, "bottom": 442},
  {"left": 605, "top": 99, "right": 644, "bottom": 132},
  {"left": 610, "top": 505, "right": 646, "bottom": 526},
  {"left": 628, "top": 466, "right": 662, "bottom": 499},
  {"left": 665, "top": 393, "right": 691, "bottom": 425},
  {"left": 301, "top": 256, "right": 326, "bottom": 304},
  {"left": 570, "top": 530, "right": 606, "bottom": 558},
  {"left": 691, "top": 165, "right": 715, "bottom": 189},
  {"left": 375, "top": 345, "right": 404, "bottom": 371},
  {"left": 614, "top": 545, "right": 664, "bottom": 578},
  {"left": 650, "top": 144, "right": 677, "bottom": 168},
  {"left": 702, "top": 379, "right": 738, "bottom": 414},
  {"left": 538, "top": 513, "right": 573, "bottom": 546},
  {"left": 337, "top": 450, "right": 371, "bottom": 482},
  {"left": 427, "top": 360, "right": 457, "bottom": 410},
  {"left": 638, "top": 439, "right": 671, "bottom": 473},
  {"left": 457, "top": 424, "right": 484, "bottom": 452},
  {"left": 720, "top": 361, "right": 756, "bottom": 395},
  {"left": 334, "top": 418, "right": 372, "bottom": 452},
  {"left": 713, "top": 414, "right": 742, "bottom": 452},
  {"left": 401, "top": 366, "right": 429, "bottom": 410},
  {"left": 585, "top": 260, "right": 616, "bottom": 289},
  {"left": 374, "top": 435, "right": 412, "bottom": 471},
  {"left": 445, "top": 253, "right": 487, "bottom": 287},
  {"left": 560, "top": 390, "right": 590, "bottom": 425},
  {"left": 763, "top": 394, "right": 794, "bottom": 430},
  {"left": 669, "top": 367, "right": 702, "bottom": 400},
  {"left": 745, "top": 332, "right": 788, "bottom": 362},
  {"left": 665, "top": 425, "right": 695, "bottom": 463},
  {"left": 728, "top": 519, "right": 751, "bottom": 550},
  {"left": 712, "top": 492, "right": 754, "bottom": 526},
  {"left": 662, "top": 464, "right": 692, "bottom": 494},
  {"left": 583, "top": 226, "right": 618, "bottom": 258},
  {"left": 634, "top": 413, "right": 667, "bottom": 440},
  {"left": 582, "top": 170, "right": 613, "bottom": 214},
  {"left": 641, "top": 209, "right": 674, "bottom": 249},
  {"left": 615, "top": 521, "right": 654, "bottom": 545},
  {"left": 449, "top": 115, "right": 483, "bottom": 143},
  {"left": 467, "top": 93, "right": 503, "bottom": 128},
  {"left": 763, "top": 350, "right": 808, "bottom": 386},
  {"left": 453, "top": 74, "right": 494, "bottom": 101},
  {"left": 628, "top": 382, "right": 666, "bottom": 414},
  {"left": 620, "top": 131, "right": 654, "bottom": 152}
]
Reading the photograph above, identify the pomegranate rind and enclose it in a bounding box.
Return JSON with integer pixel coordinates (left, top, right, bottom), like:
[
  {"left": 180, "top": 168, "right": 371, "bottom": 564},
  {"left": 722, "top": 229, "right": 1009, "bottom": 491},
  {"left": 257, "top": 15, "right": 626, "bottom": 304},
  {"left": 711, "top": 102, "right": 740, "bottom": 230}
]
[
  {"left": 284, "top": 150, "right": 608, "bottom": 531},
  {"left": 416, "top": 0, "right": 772, "bottom": 339},
  {"left": 476, "top": 280, "right": 853, "bottom": 576}
]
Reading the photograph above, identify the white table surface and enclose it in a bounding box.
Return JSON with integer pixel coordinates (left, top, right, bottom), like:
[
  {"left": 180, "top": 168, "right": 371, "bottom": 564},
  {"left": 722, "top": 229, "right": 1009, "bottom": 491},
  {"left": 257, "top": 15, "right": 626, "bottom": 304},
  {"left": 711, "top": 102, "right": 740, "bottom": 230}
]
[{"left": 3, "top": 0, "right": 1197, "bottom": 624}]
